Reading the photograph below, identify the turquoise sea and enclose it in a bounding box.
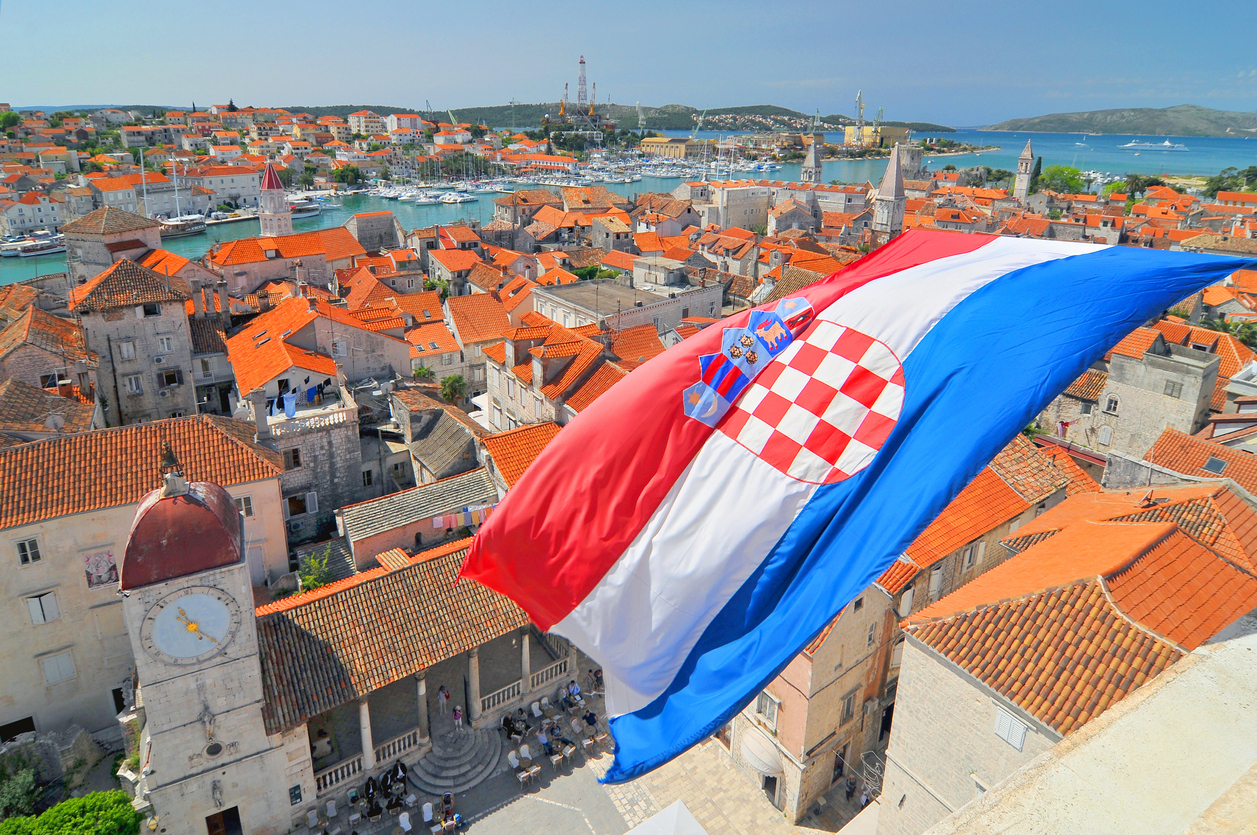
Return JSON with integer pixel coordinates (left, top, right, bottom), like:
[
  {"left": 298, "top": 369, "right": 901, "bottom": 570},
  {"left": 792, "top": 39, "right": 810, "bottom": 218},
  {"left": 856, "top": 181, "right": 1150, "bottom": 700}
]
[{"left": 4, "top": 129, "right": 1256, "bottom": 287}]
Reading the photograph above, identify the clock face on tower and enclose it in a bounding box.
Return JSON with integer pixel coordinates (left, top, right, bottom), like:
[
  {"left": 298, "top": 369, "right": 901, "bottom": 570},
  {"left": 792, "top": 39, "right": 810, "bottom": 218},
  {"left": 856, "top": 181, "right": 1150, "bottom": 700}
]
[{"left": 140, "top": 586, "right": 242, "bottom": 666}]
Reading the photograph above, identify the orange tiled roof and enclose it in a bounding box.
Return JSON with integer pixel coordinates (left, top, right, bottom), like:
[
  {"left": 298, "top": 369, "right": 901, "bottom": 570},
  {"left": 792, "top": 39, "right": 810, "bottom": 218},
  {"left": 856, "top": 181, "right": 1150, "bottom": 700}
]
[
  {"left": 0, "top": 306, "right": 91, "bottom": 365},
  {"left": 483, "top": 422, "right": 562, "bottom": 488},
  {"left": 137, "top": 248, "right": 191, "bottom": 276},
  {"left": 60, "top": 206, "right": 159, "bottom": 236},
  {"left": 391, "top": 290, "right": 444, "bottom": 322},
  {"left": 565, "top": 363, "right": 627, "bottom": 412},
  {"left": 255, "top": 540, "right": 529, "bottom": 734},
  {"left": 1105, "top": 326, "right": 1161, "bottom": 360},
  {"left": 406, "top": 321, "right": 459, "bottom": 358},
  {"left": 69, "top": 259, "right": 190, "bottom": 313},
  {"left": 1145, "top": 428, "right": 1257, "bottom": 498},
  {"left": 447, "top": 293, "right": 510, "bottom": 345},
  {"left": 1063, "top": 369, "right": 1108, "bottom": 401},
  {"left": 0, "top": 415, "right": 281, "bottom": 530},
  {"left": 0, "top": 378, "right": 96, "bottom": 434}
]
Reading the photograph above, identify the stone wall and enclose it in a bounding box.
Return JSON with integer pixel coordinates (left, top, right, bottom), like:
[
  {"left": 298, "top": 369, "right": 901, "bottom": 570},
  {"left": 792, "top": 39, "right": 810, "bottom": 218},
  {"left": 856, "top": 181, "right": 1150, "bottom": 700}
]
[
  {"left": 275, "top": 412, "right": 364, "bottom": 545},
  {"left": 875, "top": 641, "right": 1058, "bottom": 835},
  {"left": 81, "top": 301, "right": 198, "bottom": 425},
  {"left": 1105, "top": 347, "right": 1217, "bottom": 460}
]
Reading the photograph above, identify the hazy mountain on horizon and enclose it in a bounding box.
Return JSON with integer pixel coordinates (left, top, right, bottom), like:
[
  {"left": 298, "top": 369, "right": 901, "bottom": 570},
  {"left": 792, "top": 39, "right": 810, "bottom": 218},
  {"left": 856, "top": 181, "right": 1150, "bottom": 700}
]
[{"left": 987, "top": 104, "right": 1257, "bottom": 137}]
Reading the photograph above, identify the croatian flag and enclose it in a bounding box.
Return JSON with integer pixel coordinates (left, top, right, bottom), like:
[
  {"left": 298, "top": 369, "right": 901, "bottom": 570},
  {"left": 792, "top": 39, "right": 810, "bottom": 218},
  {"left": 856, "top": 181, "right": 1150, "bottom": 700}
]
[{"left": 462, "top": 231, "right": 1252, "bottom": 782}]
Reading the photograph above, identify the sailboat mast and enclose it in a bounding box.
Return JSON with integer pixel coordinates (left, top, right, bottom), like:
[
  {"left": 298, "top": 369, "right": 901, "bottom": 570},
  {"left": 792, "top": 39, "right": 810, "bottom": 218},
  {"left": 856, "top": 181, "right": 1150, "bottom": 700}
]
[{"left": 139, "top": 148, "right": 150, "bottom": 217}]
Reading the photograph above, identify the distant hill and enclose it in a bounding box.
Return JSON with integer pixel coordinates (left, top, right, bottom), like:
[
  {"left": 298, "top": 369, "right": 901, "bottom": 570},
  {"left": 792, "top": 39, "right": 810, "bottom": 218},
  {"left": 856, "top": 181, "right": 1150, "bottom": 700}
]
[
  {"left": 822, "top": 116, "right": 955, "bottom": 133},
  {"left": 987, "top": 104, "right": 1257, "bottom": 137}
]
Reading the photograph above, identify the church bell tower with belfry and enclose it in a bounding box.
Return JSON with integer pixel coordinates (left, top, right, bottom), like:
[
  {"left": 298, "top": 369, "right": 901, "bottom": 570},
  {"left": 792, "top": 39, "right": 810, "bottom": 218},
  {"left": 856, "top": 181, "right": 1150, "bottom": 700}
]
[
  {"left": 118, "top": 447, "right": 312, "bottom": 835},
  {"left": 1013, "top": 139, "right": 1034, "bottom": 202},
  {"left": 258, "top": 162, "right": 292, "bottom": 238}
]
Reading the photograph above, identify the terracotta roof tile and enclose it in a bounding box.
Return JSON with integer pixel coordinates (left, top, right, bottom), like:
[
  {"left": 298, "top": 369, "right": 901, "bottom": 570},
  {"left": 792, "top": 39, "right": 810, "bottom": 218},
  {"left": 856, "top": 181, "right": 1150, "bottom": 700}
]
[
  {"left": 0, "top": 306, "right": 92, "bottom": 365},
  {"left": 256, "top": 541, "right": 529, "bottom": 734},
  {"left": 483, "top": 422, "right": 562, "bottom": 488},
  {"left": 447, "top": 293, "right": 510, "bottom": 345},
  {"left": 565, "top": 363, "right": 627, "bottom": 412},
  {"left": 0, "top": 415, "right": 281, "bottom": 530},
  {"left": 0, "top": 378, "right": 96, "bottom": 434},
  {"left": 1063, "top": 369, "right": 1107, "bottom": 401},
  {"left": 68, "top": 259, "right": 190, "bottom": 313},
  {"left": 406, "top": 321, "right": 459, "bottom": 358},
  {"left": 1106, "top": 327, "right": 1161, "bottom": 361},
  {"left": 60, "top": 206, "right": 159, "bottom": 235},
  {"left": 1145, "top": 428, "right": 1257, "bottom": 496}
]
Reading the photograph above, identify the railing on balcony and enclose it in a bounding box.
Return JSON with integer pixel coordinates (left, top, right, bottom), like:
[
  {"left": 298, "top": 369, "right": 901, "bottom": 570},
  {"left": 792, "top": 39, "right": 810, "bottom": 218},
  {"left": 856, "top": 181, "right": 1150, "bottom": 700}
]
[
  {"left": 530, "top": 656, "right": 569, "bottom": 692},
  {"left": 268, "top": 406, "right": 352, "bottom": 439},
  {"left": 374, "top": 729, "right": 420, "bottom": 765},
  {"left": 481, "top": 680, "right": 521, "bottom": 715},
  {"left": 541, "top": 631, "right": 570, "bottom": 661},
  {"left": 314, "top": 754, "right": 362, "bottom": 796}
]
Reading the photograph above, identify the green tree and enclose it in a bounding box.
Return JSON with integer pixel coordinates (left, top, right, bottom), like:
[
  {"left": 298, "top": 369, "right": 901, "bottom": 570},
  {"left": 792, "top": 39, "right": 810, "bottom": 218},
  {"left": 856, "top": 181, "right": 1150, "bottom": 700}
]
[
  {"left": 298, "top": 545, "right": 332, "bottom": 592},
  {"left": 470, "top": 125, "right": 487, "bottom": 141},
  {"left": 1101, "top": 180, "right": 1126, "bottom": 198},
  {"left": 0, "top": 761, "right": 37, "bottom": 820},
  {"left": 1204, "top": 167, "right": 1245, "bottom": 199},
  {"left": 1038, "top": 165, "right": 1085, "bottom": 194},
  {"left": 332, "top": 165, "right": 361, "bottom": 184},
  {"left": 1029, "top": 156, "right": 1043, "bottom": 192},
  {"left": 1, "top": 112, "right": 21, "bottom": 130},
  {"left": 379, "top": 166, "right": 391, "bottom": 181},
  {"left": 986, "top": 168, "right": 1014, "bottom": 187},
  {"left": 275, "top": 167, "right": 294, "bottom": 188},
  {"left": 1124, "top": 173, "right": 1165, "bottom": 198},
  {"left": 439, "top": 375, "right": 468, "bottom": 404},
  {"left": 0, "top": 790, "right": 143, "bottom": 835},
  {"left": 1200, "top": 316, "right": 1257, "bottom": 349},
  {"left": 413, "top": 366, "right": 434, "bottom": 382},
  {"left": 298, "top": 170, "right": 315, "bottom": 189}
]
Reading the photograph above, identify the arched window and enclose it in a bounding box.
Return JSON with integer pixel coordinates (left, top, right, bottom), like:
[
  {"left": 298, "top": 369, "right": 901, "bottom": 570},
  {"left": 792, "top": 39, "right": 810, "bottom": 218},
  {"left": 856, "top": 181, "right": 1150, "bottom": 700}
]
[{"left": 1098, "top": 425, "right": 1113, "bottom": 446}]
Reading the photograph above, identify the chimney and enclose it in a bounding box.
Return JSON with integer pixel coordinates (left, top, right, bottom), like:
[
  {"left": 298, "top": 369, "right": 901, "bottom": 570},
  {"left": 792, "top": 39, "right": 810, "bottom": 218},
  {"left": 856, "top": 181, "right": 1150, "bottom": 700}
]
[
  {"left": 190, "top": 279, "right": 204, "bottom": 319},
  {"left": 248, "top": 390, "right": 272, "bottom": 442},
  {"left": 216, "top": 281, "right": 230, "bottom": 326}
]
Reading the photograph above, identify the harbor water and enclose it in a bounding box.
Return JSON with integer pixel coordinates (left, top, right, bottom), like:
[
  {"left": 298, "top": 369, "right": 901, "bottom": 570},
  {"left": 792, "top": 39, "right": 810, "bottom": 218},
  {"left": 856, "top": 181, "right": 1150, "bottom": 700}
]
[{"left": 4, "top": 129, "right": 1256, "bottom": 287}]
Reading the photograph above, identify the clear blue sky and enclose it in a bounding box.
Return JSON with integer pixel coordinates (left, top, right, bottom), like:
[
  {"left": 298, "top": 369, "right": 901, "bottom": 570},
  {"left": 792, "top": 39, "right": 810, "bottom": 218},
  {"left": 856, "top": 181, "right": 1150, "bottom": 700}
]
[{"left": 5, "top": 0, "right": 1255, "bottom": 126}]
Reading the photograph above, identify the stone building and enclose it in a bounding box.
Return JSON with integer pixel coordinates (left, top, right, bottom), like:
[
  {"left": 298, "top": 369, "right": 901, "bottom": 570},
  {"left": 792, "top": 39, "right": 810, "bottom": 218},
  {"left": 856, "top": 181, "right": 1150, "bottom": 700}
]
[
  {"left": 714, "top": 435, "right": 1086, "bottom": 822},
  {"left": 69, "top": 259, "right": 198, "bottom": 425},
  {"left": 876, "top": 484, "right": 1257, "bottom": 835},
  {"left": 1039, "top": 326, "right": 1219, "bottom": 460},
  {"left": 445, "top": 294, "right": 512, "bottom": 400},
  {"left": 343, "top": 210, "right": 404, "bottom": 252},
  {"left": 389, "top": 388, "right": 487, "bottom": 484},
  {"left": 0, "top": 305, "right": 96, "bottom": 396},
  {"left": 61, "top": 206, "right": 162, "bottom": 285},
  {"left": 482, "top": 319, "right": 663, "bottom": 428},
  {"left": 532, "top": 279, "right": 722, "bottom": 335},
  {"left": 0, "top": 417, "right": 286, "bottom": 744},
  {"left": 203, "top": 228, "right": 366, "bottom": 296},
  {"left": 592, "top": 215, "right": 633, "bottom": 252},
  {"left": 799, "top": 114, "right": 825, "bottom": 184}
]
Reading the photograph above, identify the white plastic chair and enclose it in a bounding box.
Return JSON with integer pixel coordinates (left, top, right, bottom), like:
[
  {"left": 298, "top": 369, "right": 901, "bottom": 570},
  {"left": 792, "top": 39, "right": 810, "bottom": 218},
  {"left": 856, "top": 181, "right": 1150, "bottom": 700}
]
[
  {"left": 549, "top": 749, "right": 563, "bottom": 769},
  {"left": 531, "top": 701, "right": 543, "bottom": 718},
  {"left": 508, "top": 750, "right": 529, "bottom": 785},
  {"left": 326, "top": 799, "right": 337, "bottom": 819},
  {"left": 422, "top": 802, "right": 434, "bottom": 824},
  {"left": 519, "top": 743, "right": 534, "bottom": 765},
  {"left": 405, "top": 793, "right": 418, "bottom": 808},
  {"left": 306, "top": 809, "right": 320, "bottom": 829},
  {"left": 348, "top": 810, "right": 361, "bottom": 826},
  {"left": 399, "top": 811, "right": 413, "bottom": 833}
]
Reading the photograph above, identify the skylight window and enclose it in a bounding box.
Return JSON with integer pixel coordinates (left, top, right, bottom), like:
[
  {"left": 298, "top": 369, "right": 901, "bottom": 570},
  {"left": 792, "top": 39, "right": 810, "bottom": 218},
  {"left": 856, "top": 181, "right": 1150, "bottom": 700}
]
[
  {"left": 430, "top": 342, "right": 439, "bottom": 350},
  {"left": 1203, "top": 456, "right": 1228, "bottom": 474}
]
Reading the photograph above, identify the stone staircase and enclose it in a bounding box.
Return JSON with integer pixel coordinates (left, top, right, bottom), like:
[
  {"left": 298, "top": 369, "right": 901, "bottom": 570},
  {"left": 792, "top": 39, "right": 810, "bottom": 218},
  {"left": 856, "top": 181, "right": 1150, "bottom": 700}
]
[{"left": 406, "top": 710, "right": 503, "bottom": 795}]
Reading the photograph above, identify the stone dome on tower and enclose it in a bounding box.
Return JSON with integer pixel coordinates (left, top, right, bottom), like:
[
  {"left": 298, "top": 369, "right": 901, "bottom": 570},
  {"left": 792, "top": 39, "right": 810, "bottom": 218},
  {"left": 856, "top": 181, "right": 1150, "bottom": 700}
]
[{"left": 120, "top": 470, "right": 244, "bottom": 591}]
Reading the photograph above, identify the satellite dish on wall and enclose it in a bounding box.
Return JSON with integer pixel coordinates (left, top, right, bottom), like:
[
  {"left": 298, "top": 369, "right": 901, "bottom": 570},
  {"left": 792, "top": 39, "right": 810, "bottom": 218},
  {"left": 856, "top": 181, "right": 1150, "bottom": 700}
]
[{"left": 43, "top": 414, "right": 65, "bottom": 433}]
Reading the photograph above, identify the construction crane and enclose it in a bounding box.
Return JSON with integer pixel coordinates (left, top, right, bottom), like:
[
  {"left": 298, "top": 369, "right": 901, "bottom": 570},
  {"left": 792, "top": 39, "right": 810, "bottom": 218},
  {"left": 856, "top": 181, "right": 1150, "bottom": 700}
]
[
  {"left": 855, "top": 90, "right": 865, "bottom": 132},
  {"left": 426, "top": 100, "right": 436, "bottom": 124},
  {"left": 636, "top": 101, "right": 646, "bottom": 136},
  {"left": 559, "top": 83, "right": 568, "bottom": 119},
  {"left": 447, "top": 109, "right": 458, "bottom": 126},
  {"left": 589, "top": 82, "right": 596, "bottom": 120},
  {"left": 691, "top": 109, "right": 706, "bottom": 140},
  {"left": 509, "top": 98, "right": 520, "bottom": 131}
]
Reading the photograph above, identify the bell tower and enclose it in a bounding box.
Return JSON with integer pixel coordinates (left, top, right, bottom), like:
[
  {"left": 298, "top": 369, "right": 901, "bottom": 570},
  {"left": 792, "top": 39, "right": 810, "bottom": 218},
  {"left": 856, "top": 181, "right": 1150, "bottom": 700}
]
[
  {"left": 800, "top": 110, "right": 825, "bottom": 184},
  {"left": 119, "top": 448, "right": 312, "bottom": 835},
  {"left": 1013, "top": 139, "right": 1034, "bottom": 202},
  {"left": 871, "top": 143, "right": 906, "bottom": 247},
  {"left": 258, "top": 162, "right": 292, "bottom": 237}
]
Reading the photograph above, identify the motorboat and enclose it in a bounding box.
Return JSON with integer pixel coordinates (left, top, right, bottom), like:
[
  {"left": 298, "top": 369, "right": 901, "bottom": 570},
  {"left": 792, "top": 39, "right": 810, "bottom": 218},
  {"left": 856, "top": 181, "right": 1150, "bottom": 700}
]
[
  {"left": 288, "top": 198, "right": 322, "bottom": 218},
  {"left": 439, "top": 192, "right": 477, "bottom": 204},
  {"left": 17, "top": 233, "right": 66, "bottom": 257},
  {"left": 159, "top": 215, "right": 207, "bottom": 238}
]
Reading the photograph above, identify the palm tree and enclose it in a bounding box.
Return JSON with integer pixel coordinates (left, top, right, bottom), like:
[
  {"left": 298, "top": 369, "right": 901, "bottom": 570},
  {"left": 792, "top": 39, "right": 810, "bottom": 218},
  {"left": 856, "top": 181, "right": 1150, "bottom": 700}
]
[{"left": 440, "top": 375, "right": 468, "bottom": 404}]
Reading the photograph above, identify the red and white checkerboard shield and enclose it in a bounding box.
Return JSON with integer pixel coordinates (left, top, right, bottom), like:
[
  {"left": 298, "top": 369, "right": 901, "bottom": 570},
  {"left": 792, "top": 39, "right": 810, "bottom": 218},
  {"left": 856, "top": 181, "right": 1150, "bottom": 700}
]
[{"left": 718, "top": 320, "right": 905, "bottom": 484}]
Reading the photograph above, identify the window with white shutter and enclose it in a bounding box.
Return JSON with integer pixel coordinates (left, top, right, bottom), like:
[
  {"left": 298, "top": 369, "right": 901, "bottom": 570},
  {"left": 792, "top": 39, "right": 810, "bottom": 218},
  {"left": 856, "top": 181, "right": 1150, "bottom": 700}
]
[
  {"left": 39, "top": 651, "right": 75, "bottom": 685},
  {"left": 994, "top": 707, "right": 1027, "bottom": 751},
  {"left": 27, "top": 591, "right": 59, "bottom": 625}
]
